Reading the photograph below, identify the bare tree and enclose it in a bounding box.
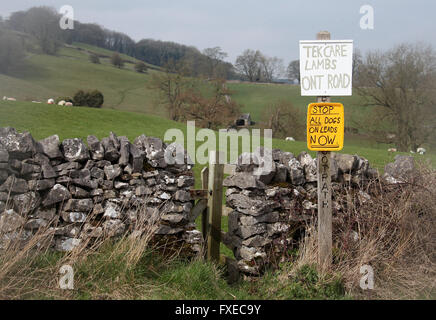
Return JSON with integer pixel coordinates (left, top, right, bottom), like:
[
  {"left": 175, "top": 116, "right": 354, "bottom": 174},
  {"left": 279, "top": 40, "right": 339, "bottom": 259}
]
[
  {"left": 203, "top": 46, "right": 228, "bottom": 78},
  {"left": 148, "top": 60, "right": 193, "bottom": 121},
  {"left": 179, "top": 79, "right": 241, "bottom": 129},
  {"left": 287, "top": 60, "right": 300, "bottom": 84},
  {"left": 357, "top": 43, "right": 436, "bottom": 151},
  {"left": 259, "top": 55, "right": 284, "bottom": 82},
  {"left": 235, "top": 49, "right": 262, "bottom": 82},
  {"left": 352, "top": 49, "right": 363, "bottom": 82}
]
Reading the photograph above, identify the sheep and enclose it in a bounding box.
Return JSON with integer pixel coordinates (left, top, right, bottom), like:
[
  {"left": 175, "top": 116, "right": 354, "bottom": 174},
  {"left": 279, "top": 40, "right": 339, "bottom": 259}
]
[
  {"left": 3, "top": 96, "right": 16, "bottom": 101},
  {"left": 32, "top": 101, "right": 42, "bottom": 104},
  {"left": 417, "top": 147, "right": 426, "bottom": 155},
  {"left": 58, "top": 100, "right": 66, "bottom": 106},
  {"left": 65, "top": 102, "right": 73, "bottom": 107},
  {"left": 388, "top": 148, "right": 397, "bottom": 152},
  {"left": 47, "top": 99, "right": 55, "bottom": 104},
  {"left": 285, "top": 137, "right": 295, "bottom": 142}
]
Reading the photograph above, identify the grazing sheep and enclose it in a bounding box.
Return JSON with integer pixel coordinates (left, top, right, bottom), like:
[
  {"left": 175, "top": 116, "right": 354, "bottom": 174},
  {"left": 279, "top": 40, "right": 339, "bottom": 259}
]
[
  {"left": 417, "top": 147, "right": 426, "bottom": 155},
  {"left": 3, "top": 96, "right": 17, "bottom": 101},
  {"left": 65, "top": 102, "right": 73, "bottom": 107},
  {"left": 47, "top": 99, "right": 55, "bottom": 104},
  {"left": 58, "top": 100, "right": 66, "bottom": 106},
  {"left": 285, "top": 137, "right": 295, "bottom": 141},
  {"left": 388, "top": 148, "right": 397, "bottom": 152}
]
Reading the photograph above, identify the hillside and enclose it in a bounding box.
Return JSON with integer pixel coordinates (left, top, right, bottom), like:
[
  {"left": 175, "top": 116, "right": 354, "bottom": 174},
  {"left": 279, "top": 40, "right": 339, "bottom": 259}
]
[{"left": 1, "top": 43, "right": 381, "bottom": 143}]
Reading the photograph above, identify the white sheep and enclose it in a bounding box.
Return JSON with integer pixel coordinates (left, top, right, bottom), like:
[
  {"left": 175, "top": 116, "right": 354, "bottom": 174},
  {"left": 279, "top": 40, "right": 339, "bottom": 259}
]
[
  {"left": 47, "top": 99, "right": 55, "bottom": 104},
  {"left": 388, "top": 148, "right": 397, "bottom": 152},
  {"left": 285, "top": 137, "right": 295, "bottom": 142},
  {"left": 3, "top": 97, "right": 16, "bottom": 101},
  {"left": 65, "top": 102, "right": 73, "bottom": 107},
  {"left": 58, "top": 100, "right": 66, "bottom": 106},
  {"left": 417, "top": 147, "right": 426, "bottom": 155},
  {"left": 2, "top": 96, "right": 6, "bottom": 100}
]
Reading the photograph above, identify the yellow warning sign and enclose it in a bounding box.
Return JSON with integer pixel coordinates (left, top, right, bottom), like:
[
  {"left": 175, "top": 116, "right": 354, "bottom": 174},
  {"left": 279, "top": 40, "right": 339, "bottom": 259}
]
[{"left": 307, "top": 102, "right": 344, "bottom": 151}]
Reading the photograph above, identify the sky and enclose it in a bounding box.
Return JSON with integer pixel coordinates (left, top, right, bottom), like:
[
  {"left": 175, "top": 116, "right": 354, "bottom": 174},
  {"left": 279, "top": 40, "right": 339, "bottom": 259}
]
[{"left": 1, "top": 0, "right": 435, "bottom": 64}]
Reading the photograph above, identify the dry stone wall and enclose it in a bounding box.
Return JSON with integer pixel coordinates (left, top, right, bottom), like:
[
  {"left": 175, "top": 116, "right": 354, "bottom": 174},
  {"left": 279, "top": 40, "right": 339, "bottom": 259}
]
[
  {"left": 223, "top": 148, "right": 380, "bottom": 276},
  {"left": 0, "top": 127, "right": 202, "bottom": 254}
]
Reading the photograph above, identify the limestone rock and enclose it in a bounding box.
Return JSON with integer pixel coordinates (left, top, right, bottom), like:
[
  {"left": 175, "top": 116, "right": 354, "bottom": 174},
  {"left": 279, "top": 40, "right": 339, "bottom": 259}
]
[
  {"left": 87, "top": 135, "right": 105, "bottom": 160},
  {"left": 0, "top": 127, "right": 36, "bottom": 159},
  {"left": 61, "top": 138, "right": 89, "bottom": 162},
  {"left": 0, "top": 209, "right": 25, "bottom": 232},
  {"left": 223, "top": 172, "right": 265, "bottom": 189},
  {"left": 37, "top": 135, "right": 63, "bottom": 159}
]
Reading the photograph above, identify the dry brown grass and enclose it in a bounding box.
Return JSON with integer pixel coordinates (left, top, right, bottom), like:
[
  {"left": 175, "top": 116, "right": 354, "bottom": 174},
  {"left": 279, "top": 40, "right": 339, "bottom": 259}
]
[
  {"left": 294, "top": 163, "right": 436, "bottom": 299},
  {"left": 0, "top": 198, "right": 190, "bottom": 299}
]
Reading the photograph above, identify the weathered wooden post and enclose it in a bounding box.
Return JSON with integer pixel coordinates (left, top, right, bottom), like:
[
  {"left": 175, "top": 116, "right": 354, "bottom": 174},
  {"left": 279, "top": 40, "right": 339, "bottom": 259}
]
[
  {"left": 206, "top": 151, "right": 224, "bottom": 262},
  {"left": 201, "top": 166, "right": 209, "bottom": 242},
  {"left": 316, "top": 31, "right": 332, "bottom": 268}
]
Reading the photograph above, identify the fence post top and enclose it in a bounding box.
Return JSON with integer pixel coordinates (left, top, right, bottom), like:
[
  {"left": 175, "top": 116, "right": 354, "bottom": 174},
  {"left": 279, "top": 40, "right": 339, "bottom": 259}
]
[{"left": 209, "top": 151, "right": 225, "bottom": 165}]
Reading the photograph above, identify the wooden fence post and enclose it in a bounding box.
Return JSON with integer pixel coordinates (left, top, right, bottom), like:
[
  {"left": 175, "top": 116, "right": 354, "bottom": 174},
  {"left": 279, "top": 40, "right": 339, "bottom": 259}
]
[
  {"left": 316, "top": 30, "right": 332, "bottom": 268},
  {"left": 201, "top": 166, "right": 209, "bottom": 242},
  {"left": 206, "top": 151, "right": 224, "bottom": 262}
]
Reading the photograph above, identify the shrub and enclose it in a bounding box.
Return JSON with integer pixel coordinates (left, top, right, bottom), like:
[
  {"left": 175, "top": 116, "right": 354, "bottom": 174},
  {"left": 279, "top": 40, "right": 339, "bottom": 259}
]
[
  {"left": 87, "top": 90, "right": 104, "bottom": 108},
  {"left": 89, "top": 54, "right": 100, "bottom": 64},
  {"left": 73, "top": 90, "right": 104, "bottom": 108},
  {"left": 134, "top": 61, "right": 147, "bottom": 73},
  {"left": 73, "top": 90, "right": 90, "bottom": 107},
  {"left": 111, "top": 53, "right": 124, "bottom": 68}
]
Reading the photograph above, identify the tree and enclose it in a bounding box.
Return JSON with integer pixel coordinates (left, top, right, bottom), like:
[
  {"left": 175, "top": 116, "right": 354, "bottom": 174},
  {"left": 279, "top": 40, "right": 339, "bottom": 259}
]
[
  {"left": 261, "top": 100, "right": 305, "bottom": 139},
  {"left": 235, "top": 49, "right": 262, "bottom": 82},
  {"left": 179, "top": 79, "right": 241, "bottom": 129},
  {"left": 134, "top": 61, "right": 147, "bottom": 73},
  {"left": 111, "top": 52, "right": 124, "bottom": 68},
  {"left": 148, "top": 60, "right": 192, "bottom": 121},
  {"left": 0, "top": 30, "right": 25, "bottom": 74},
  {"left": 9, "top": 7, "right": 62, "bottom": 55},
  {"left": 352, "top": 49, "right": 363, "bottom": 82},
  {"left": 203, "top": 47, "right": 228, "bottom": 78},
  {"left": 287, "top": 60, "right": 300, "bottom": 84},
  {"left": 259, "top": 55, "right": 284, "bottom": 82},
  {"left": 357, "top": 43, "right": 436, "bottom": 151}
]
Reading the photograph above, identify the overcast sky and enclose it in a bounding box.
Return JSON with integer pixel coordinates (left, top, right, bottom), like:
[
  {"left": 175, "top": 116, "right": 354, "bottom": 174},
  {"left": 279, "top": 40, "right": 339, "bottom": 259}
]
[{"left": 1, "top": 0, "right": 435, "bottom": 64}]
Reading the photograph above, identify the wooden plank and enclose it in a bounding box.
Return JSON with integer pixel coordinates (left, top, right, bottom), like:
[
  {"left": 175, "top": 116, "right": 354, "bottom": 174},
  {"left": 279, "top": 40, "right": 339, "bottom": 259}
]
[
  {"left": 201, "top": 166, "right": 209, "bottom": 241},
  {"left": 316, "top": 30, "right": 332, "bottom": 269},
  {"left": 223, "top": 163, "right": 236, "bottom": 175},
  {"left": 189, "top": 189, "right": 208, "bottom": 200},
  {"left": 207, "top": 151, "right": 225, "bottom": 262},
  {"left": 188, "top": 199, "right": 207, "bottom": 222}
]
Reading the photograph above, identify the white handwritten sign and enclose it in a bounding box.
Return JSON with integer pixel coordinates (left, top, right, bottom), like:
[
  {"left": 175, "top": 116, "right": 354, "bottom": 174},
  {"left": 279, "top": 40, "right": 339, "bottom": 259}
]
[{"left": 299, "top": 40, "right": 353, "bottom": 96}]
